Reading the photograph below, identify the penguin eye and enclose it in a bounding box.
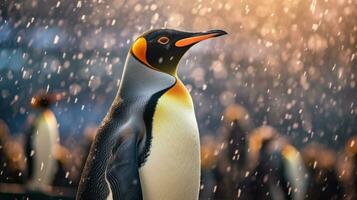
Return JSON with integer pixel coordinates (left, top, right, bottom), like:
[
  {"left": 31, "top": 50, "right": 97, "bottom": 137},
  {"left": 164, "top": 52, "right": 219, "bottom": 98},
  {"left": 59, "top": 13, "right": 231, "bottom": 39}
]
[{"left": 157, "top": 36, "right": 170, "bottom": 45}]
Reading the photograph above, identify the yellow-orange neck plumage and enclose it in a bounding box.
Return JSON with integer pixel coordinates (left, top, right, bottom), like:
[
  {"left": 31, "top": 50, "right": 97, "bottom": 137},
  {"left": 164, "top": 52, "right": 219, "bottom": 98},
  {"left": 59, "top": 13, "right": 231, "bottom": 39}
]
[{"left": 165, "top": 78, "right": 193, "bottom": 108}]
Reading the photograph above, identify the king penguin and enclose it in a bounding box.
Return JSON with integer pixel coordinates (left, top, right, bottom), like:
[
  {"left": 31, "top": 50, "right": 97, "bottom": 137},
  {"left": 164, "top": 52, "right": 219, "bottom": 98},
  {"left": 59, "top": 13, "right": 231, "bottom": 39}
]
[
  {"left": 25, "top": 93, "right": 60, "bottom": 191},
  {"left": 76, "top": 29, "right": 227, "bottom": 200}
]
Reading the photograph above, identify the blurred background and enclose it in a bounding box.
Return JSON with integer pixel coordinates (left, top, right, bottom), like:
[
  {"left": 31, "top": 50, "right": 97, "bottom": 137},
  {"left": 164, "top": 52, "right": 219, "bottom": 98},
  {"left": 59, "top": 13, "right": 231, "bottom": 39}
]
[{"left": 0, "top": 0, "right": 356, "bottom": 199}]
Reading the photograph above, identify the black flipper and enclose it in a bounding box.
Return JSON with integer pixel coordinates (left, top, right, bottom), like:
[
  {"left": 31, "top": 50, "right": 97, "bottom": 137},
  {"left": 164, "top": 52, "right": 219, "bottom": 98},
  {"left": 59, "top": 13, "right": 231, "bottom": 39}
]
[
  {"left": 76, "top": 113, "right": 146, "bottom": 200},
  {"left": 106, "top": 119, "right": 144, "bottom": 200}
]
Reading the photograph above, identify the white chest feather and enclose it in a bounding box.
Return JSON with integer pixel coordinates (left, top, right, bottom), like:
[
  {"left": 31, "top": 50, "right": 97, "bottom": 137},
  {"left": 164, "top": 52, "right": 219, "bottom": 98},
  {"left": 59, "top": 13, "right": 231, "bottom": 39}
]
[
  {"left": 139, "top": 81, "right": 200, "bottom": 200},
  {"left": 28, "top": 110, "right": 59, "bottom": 189}
]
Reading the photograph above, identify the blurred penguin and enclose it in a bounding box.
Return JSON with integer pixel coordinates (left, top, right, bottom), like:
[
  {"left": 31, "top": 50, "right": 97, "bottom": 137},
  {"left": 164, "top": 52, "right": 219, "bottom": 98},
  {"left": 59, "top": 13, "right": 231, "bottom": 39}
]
[
  {"left": 336, "top": 136, "right": 356, "bottom": 200},
  {"left": 25, "top": 92, "right": 62, "bottom": 191},
  {"left": 0, "top": 120, "right": 11, "bottom": 183},
  {"left": 246, "top": 126, "right": 307, "bottom": 200},
  {"left": 213, "top": 104, "right": 252, "bottom": 200},
  {"left": 0, "top": 120, "right": 26, "bottom": 184},
  {"left": 346, "top": 137, "right": 357, "bottom": 199},
  {"left": 200, "top": 135, "right": 219, "bottom": 200},
  {"left": 52, "top": 143, "right": 75, "bottom": 187},
  {"left": 301, "top": 142, "right": 344, "bottom": 200}
]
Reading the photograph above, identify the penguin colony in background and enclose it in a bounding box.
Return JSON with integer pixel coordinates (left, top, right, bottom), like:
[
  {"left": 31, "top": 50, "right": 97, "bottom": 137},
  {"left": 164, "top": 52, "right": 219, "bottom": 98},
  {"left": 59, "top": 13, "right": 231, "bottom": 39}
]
[
  {"left": 76, "top": 29, "right": 227, "bottom": 200},
  {"left": 209, "top": 106, "right": 307, "bottom": 200}
]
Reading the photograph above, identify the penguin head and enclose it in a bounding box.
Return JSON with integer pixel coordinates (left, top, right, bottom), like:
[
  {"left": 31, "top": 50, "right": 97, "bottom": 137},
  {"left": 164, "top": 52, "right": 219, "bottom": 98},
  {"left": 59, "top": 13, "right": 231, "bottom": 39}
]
[
  {"left": 131, "top": 29, "right": 227, "bottom": 76},
  {"left": 31, "top": 92, "right": 64, "bottom": 109}
]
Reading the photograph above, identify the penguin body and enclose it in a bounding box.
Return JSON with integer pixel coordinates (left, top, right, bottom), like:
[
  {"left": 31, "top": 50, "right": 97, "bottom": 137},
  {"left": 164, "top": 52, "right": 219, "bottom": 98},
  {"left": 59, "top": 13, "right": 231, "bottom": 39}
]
[
  {"left": 139, "top": 79, "right": 200, "bottom": 200},
  {"left": 26, "top": 109, "right": 59, "bottom": 190},
  {"left": 77, "top": 55, "right": 175, "bottom": 200},
  {"left": 77, "top": 29, "right": 226, "bottom": 200}
]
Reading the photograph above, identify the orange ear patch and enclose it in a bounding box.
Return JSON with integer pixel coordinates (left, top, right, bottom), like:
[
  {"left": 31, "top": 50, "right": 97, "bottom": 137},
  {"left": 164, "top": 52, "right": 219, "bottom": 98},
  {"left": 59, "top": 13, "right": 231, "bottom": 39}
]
[{"left": 131, "top": 37, "right": 151, "bottom": 67}]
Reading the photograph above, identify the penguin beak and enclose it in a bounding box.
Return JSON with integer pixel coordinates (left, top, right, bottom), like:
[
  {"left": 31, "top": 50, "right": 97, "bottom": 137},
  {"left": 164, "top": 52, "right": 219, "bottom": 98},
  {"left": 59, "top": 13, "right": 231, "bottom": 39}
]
[{"left": 175, "top": 30, "right": 227, "bottom": 47}]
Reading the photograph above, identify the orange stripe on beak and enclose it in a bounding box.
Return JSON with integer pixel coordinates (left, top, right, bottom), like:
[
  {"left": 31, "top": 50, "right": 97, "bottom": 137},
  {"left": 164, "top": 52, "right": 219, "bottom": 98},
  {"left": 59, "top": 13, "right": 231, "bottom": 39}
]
[{"left": 175, "top": 33, "right": 218, "bottom": 47}]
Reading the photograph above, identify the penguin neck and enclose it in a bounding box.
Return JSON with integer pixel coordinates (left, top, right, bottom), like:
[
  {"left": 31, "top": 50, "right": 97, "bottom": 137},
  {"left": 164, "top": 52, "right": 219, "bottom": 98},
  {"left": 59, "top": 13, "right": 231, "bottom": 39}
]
[
  {"left": 165, "top": 78, "right": 193, "bottom": 108},
  {"left": 39, "top": 109, "right": 53, "bottom": 119},
  {"left": 36, "top": 109, "right": 58, "bottom": 130},
  {"left": 115, "top": 54, "right": 176, "bottom": 102}
]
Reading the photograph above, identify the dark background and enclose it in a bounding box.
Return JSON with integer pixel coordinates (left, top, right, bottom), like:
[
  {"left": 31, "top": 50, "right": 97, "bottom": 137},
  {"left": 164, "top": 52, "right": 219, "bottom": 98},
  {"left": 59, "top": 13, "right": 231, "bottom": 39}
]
[{"left": 0, "top": 0, "right": 356, "bottom": 149}]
